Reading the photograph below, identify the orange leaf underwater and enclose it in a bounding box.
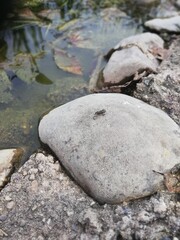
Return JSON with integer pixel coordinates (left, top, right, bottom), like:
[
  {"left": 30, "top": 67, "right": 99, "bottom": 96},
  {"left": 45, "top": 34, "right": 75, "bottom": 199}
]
[{"left": 54, "top": 48, "right": 83, "bottom": 75}]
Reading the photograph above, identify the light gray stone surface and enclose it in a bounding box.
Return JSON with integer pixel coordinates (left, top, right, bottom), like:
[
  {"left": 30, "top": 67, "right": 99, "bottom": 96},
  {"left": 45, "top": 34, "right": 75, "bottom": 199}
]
[
  {"left": 103, "top": 46, "right": 158, "bottom": 85},
  {"left": 133, "top": 37, "right": 180, "bottom": 126},
  {"left": 145, "top": 16, "right": 180, "bottom": 32},
  {"left": 0, "top": 152, "right": 179, "bottom": 240},
  {"left": 101, "top": 33, "right": 164, "bottom": 87},
  {"left": 0, "top": 148, "right": 23, "bottom": 188},
  {"left": 176, "top": 0, "right": 180, "bottom": 7},
  {"left": 39, "top": 93, "right": 180, "bottom": 204},
  {"left": 114, "top": 32, "right": 164, "bottom": 53}
]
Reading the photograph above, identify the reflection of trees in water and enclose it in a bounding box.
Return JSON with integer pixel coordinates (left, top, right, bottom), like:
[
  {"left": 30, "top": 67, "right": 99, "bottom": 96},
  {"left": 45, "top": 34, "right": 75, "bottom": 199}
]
[
  {"left": 58, "top": 0, "right": 83, "bottom": 20},
  {"left": 2, "top": 25, "right": 44, "bottom": 60},
  {"left": 0, "top": 39, "right": 7, "bottom": 62}
]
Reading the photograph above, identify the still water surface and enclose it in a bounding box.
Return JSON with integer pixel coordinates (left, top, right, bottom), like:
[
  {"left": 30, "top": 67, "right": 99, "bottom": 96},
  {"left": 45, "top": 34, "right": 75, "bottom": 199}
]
[{"left": 0, "top": 1, "right": 154, "bottom": 162}]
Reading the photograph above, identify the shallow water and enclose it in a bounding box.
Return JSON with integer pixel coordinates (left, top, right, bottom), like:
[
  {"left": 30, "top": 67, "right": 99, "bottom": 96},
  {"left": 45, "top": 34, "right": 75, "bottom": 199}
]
[{"left": 0, "top": 0, "right": 156, "bottom": 163}]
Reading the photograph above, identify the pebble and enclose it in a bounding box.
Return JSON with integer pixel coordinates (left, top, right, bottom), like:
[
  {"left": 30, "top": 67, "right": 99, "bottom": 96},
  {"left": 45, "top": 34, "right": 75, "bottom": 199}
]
[
  {"left": 67, "top": 211, "right": 74, "bottom": 217},
  {"left": 29, "top": 174, "right": 36, "bottom": 181},
  {"left": 30, "top": 180, "right": 38, "bottom": 192},
  {"left": 31, "top": 205, "right": 38, "bottom": 211},
  {"left": 6, "top": 201, "right": 15, "bottom": 209},
  {"left": 4, "top": 196, "right": 12, "bottom": 201},
  {"left": 29, "top": 169, "right": 38, "bottom": 174},
  {"left": 37, "top": 235, "right": 45, "bottom": 240},
  {"left": 121, "top": 216, "right": 132, "bottom": 230},
  {"left": 0, "top": 148, "right": 23, "bottom": 188},
  {"left": 22, "top": 170, "right": 28, "bottom": 176},
  {"left": 153, "top": 199, "right": 167, "bottom": 213},
  {"left": 137, "top": 210, "right": 151, "bottom": 223}
]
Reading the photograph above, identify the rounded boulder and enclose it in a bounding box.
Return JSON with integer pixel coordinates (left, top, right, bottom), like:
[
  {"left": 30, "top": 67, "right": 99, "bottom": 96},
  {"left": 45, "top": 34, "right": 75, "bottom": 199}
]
[{"left": 39, "top": 94, "right": 180, "bottom": 204}]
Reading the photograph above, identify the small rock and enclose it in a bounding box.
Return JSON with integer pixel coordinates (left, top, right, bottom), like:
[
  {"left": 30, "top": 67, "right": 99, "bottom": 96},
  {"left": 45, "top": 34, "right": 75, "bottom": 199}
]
[
  {"left": 121, "top": 216, "right": 132, "bottom": 230},
  {"left": 29, "top": 169, "right": 38, "bottom": 174},
  {"left": 0, "top": 148, "right": 23, "bottom": 188},
  {"left": 22, "top": 170, "right": 28, "bottom": 176},
  {"left": 4, "top": 196, "right": 12, "bottom": 201},
  {"left": 79, "top": 209, "right": 102, "bottom": 234},
  {"left": 173, "top": 237, "right": 179, "bottom": 240},
  {"left": 145, "top": 16, "right": 180, "bottom": 32},
  {"left": 6, "top": 201, "right": 15, "bottom": 209},
  {"left": 29, "top": 174, "right": 35, "bottom": 181},
  {"left": 153, "top": 199, "right": 167, "bottom": 214},
  {"left": 30, "top": 180, "right": 38, "bottom": 192},
  {"left": 0, "top": 229, "right": 8, "bottom": 237},
  {"left": 31, "top": 205, "right": 38, "bottom": 211},
  {"left": 137, "top": 210, "right": 151, "bottom": 223},
  {"left": 92, "top": 33, "right": 165, "bottom": 91},
  {"left": 104, "top": 229, "right": 116, "bottom": 239},
  {"left": 37, "top": 236, "right": 45, "bottom": 240},
  {"left": 67, "top": 211, "right": 74, "bottom": 217},
  {"left": 103, "top": 46, "right": 158, "bottom": 85}
]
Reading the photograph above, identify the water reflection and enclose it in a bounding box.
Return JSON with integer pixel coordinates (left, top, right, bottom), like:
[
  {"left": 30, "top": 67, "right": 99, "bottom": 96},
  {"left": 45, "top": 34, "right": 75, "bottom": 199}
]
[
  {"left": 0, "top": 24, "right": 55, "bottom": 59},
  {"left": 0, "top": 39, "right": 7, "bottom": 62},
  {"left": 44, "top": 1, "right": 58, "bottom": 9},
  {"left": 0, "top": 0, "right": 144, "bottom": 163}
]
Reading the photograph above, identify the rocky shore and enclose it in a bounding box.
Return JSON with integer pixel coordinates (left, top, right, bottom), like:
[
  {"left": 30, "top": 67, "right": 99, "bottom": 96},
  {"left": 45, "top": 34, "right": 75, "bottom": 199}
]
[
  {"left": 0, "top": 36, "right": 180, "bottom": 239},
  {"left": 0, "top": 152, "right": 179, "bottom": 240}
]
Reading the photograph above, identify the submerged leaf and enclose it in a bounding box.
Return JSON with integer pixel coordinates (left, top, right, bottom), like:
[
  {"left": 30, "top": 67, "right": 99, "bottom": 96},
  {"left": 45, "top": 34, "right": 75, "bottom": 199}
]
[
  {"left": 35, "top": 73, "right": 53, "bottom": 85},
  {"left": 54, "top": 48, "right": 83, "bottom": 75},
  {"left": 58, "top": 19, "right": 79, "bottom": 32},
  {"left": 18, "top": 8, "right": 39, "bottom": 21},
  {"left": 67, "top": 31, "right": 93, "bottom": 49}
]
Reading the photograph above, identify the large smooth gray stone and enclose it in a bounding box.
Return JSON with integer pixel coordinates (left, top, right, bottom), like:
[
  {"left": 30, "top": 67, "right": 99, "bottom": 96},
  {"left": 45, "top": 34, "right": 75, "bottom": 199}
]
[{"left": 39, "top": 94, "right": 180, "bottom": 204}]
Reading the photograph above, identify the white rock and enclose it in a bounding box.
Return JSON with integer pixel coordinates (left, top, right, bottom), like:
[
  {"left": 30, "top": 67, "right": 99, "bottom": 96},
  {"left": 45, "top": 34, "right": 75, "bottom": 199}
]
[
  {"left": 176, "top": 0, "right": 180, "bottom": 7},
  {"left": 145, "top": 16, "right": 180, "bottom": 32},
  {"left": 39, "top": 94, "right": 180, "bottom": 204},
  {"left": 103, "top": 33, "right": 164, "bottom": 86},
  {"left": 90, "top": 33, "right": 164, "bottom": 91},
  {"left": 114, "top": 32, "right": 164, "bottom": 53},
  {"left": 6, "top": 201, "right": 15, "bottom": 209},
  {"left": 0, "top": 148, "right": 23, "bottom": 188},
  {"left": 103, "top": 46, "right": 158, "bottom": 85}
]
